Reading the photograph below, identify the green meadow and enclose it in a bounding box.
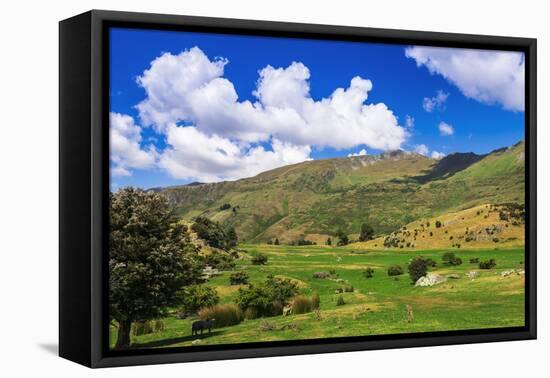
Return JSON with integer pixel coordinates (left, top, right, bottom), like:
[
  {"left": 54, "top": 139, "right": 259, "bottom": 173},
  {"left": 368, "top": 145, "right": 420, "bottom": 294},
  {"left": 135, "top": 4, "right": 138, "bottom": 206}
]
[{"left": 110, "top": 244, "right": 525, "bottom": 349}]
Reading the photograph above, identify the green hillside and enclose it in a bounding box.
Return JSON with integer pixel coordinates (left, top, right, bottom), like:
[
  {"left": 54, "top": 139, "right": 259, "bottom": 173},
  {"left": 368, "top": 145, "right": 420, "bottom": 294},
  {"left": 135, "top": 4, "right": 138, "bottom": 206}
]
[{"left": 159, "top": 141, "right": 525, "bottom": 243}]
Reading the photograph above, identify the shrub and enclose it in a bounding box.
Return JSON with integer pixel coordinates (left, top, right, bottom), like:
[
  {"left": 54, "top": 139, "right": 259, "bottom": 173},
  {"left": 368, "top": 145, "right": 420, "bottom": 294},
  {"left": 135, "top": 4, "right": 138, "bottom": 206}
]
[
  {"left": 336, "top": 295, "right": 345, "bottom": 306},
  {"left": 292, "top": 295, "right": 313, "bottom": 314},
  {"left": 469, "top": 257, "right": 480, "bottom": 264},
  {"left": 251, "top": 254, "right": 268, "bottom": 265},
  {"left": 408, "top": 256, "right": 429, "bottom": 283},
  {"left": 479, "top": 259, "right": 497, "bottom": 269},
  {"left": 258, "top": 320, "right": 277, "bottom": 332},
  {"left": 362, "top": 267, "right": 375, "bottom": 278},
  {"left": 311, "top": 293, "right": 321, "bottom": 309},
  {"left": 442, "top": 252, "right": 463, "bottom": 266},
  {"left": 236, "top": 276, "right": 298, "bottom": 318},
  {"left": 425, "top": 258, "right": 437, "bottom": 268},
  {"left": 229, "top": 271, "right": 249, "bottom": 285},
  {"left": 132, "top": 321, "right": 154, "bottom": 336},
  {"left": 344, "top": 286, "right": 354, "bottom": 292},
  {"left": 435, "top": 220, "right": 442, "bottom": 228},
  {"left": 153, "top": 319, "right": 165, "bottom": 332},
  {"left": 313, "top": 271, "right": 330, "bottom": 279},
  {"left": 203, "top": 250, "right": 236, "bottom": 270},
  {"left": 180, "top": 285, "right": 220, "bottom": 316},
  {"left": 198, "top": 304, "right": 243, "bottom": 327},
  {"left": 326, "top": 237, "right": 332, "bottom": 246},
  {"left": 359, "top": 223, "right": 375, "bottom": 242},
  {"left": 274, "top": 238, "right": 280, "bottom": 245},
  {"left": 336, "top": 229, "right": 349, "bottom": 246},
  {"left": 219, "top": 203, "right": 231, "bottom": 211},
  {"left": 192, "top": 216, "right": 238, "bottom": 250},
  {"left": 297, "top": 238, "right": 315, "bottom": 246},
  {"left": 387, "top": 265, "right": 404, "bottom": 276}
]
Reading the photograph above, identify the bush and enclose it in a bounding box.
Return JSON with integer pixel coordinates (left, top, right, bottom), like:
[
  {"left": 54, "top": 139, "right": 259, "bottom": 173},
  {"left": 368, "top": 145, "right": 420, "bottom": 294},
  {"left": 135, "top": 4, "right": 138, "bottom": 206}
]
[
  {"left": 203, "top": 250, "right": 236, "bottom": 270},
  {"left": 229, "top": 271, "right": 249, "bottom": 285},
  {"left": 336, "top": 295, "right": 345, "bottom": 306},
  {"left": 236, "top": 276, "right": 298, "bottom": 318},
  {"left": 311, "top": 293, "right": 320, "bottom": 309},
  {"left": 313, "top": 271, "right": 330, "bottom": 279},
  {"left": 219, "top": 203, "right": 231, "bottom": 211},
  {"left": 336, "top": 229, "right": 349, "bottom": 246},
  {"left": 251, "top": 254, "right": 268, "bottom": 265},
  {"left": 425, "top": 258, "right": 437, "bottom": 268},
  {"left": 408, "top": 256, "right": 429, "bottom": 283},
  {"left": 344, "top": 286, "right": 354, "bottom": 292},
  {"left": 359, "top": 223, "right": 375, "bottom": 242},
  {"left": 469, "top": 257, "right": 480, "bottom": 264},
  {"left": 479, "top": 259, "right": 497, "bottom": 269},
  {"left": 180, "top": 285, "right": 220, "bottom": 316},
  {"left": 132, "top": 321, "right": 154, "bottom": 336},
  {"left": 387, "top": 265, "right": 404, "bottom": 276},
  {"left": 442, "top": 252, "right": 463, "bottom": 266},
  {"left": 274, "top": 238, "right": 280, "bottom": 245},
  {"left": 192, "top": 216, "right": 238, "bottom": 250},
  {"left": 297, "top": 238, "right": 315, "bottom": 246},
  {"left": 435, "top": 220, "right": 442, "bottom": 228},
  {"left": 153, "top": 319, "right": 165, "bottom": 332},
  {"left": 292, "top": 295, "right": 313, "bottom": 314},
  {"left": 362, "top": 267, "right": 375, "bottom": 278},
  {"left": 198, "top": 304, "right": 243, "bottom": 328}
]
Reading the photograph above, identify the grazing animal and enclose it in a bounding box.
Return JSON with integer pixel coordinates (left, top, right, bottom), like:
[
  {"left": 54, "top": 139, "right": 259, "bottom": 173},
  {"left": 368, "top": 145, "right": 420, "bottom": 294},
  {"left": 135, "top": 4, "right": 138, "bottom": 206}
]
[{"left": 192, "top": 318, "right": 215, "bottom": 336}]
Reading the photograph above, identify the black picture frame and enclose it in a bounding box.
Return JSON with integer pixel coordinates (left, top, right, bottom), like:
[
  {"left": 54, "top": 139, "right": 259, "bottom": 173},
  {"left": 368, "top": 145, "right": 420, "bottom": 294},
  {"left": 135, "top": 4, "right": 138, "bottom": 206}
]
[{"left": 59, "top": 9, "right": 537, "bottom": 368}]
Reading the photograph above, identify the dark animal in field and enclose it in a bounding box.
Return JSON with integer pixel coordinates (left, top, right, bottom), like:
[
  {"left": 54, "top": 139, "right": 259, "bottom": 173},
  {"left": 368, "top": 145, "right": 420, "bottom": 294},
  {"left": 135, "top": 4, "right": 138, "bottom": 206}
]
[{"left": 192, "top": 318, "right": 215, "bottom": 336}]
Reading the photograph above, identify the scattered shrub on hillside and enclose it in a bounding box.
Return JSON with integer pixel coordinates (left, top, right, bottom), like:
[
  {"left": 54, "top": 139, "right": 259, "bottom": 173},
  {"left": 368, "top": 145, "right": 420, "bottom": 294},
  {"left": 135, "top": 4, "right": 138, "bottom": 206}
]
[
  {"left": 359, "top": 223, "right": 375, "bottom": 242},
  {"left": 192, "top": 216, "right": 238, "bottom": 250},
  {"left": 236, "top": 276, "right": 298, "bottom": 318},
  {"left": 219, "top": 203, "right": 231, "bottom": 211},
  {"left": 297, "top": 238, "right": 316, "bottom": 246},
  {"left": 336, "top": 295, "right": 345, "bottom": 306},
  {"left": 408, "top": 256, "right": 429, "bottom": 284},
  {"left": 203, "top": 250, "right": 236, "bottom": 271},
  {"left": 344, "top": 286, "right": 354, "bottom": 292},
  {"left": 292, "top": 295, "right": 313, "bottom": 314},
  {"left": 179, "top": 285, "right": 220, "bottom": 317},
  {"left": 274, "top": 238, "right": 280, "bottom": 245},
  {"left": 362, "top": 267, "right": 375, "bottom": 279},
  {"left": 425, "top": 258, "right": 437, "bottom": 268},
  {"left": 493, "top": 237, "right": 500, "bottom": 243},
  {"left": 251, "top": 254, "right": 268, "bottom": 265},
  {"left": 326, "top": 237, "right": 332, "bottom": 246},
  {"left": 435, "top": 220, "right": 442, "bottom": 228},
  {"left": 442, "top": 252, "right": 463, "bottom": 266},
  {"left": 336, "top": 229, "right": 349, "bottom": 246},
  {"left": 469, "top": 257, "right": 480, "bottom": 264},
  {"left": 313, "top": 271, "right": 330, "bottom": 279},
  {"left": 229, "top": 271, "right": 249, "bottom": 285},
  {"left": 267, "top": 240, "right": 273, "bottom": 245},
  {"left": 387, "top": 265, "right": 404, "bottom": 276},
  {"left": 198, "top": 304, "right": 243, "bottom": 327},
  {"left": 329, "top": 269, "right": 337, "bottom": 276},
  {"left": 479, "top": 259, "right": 497, "bottom": 269},
  {"left": 311, "top": 293, "right": 320, "bottom": 309}
]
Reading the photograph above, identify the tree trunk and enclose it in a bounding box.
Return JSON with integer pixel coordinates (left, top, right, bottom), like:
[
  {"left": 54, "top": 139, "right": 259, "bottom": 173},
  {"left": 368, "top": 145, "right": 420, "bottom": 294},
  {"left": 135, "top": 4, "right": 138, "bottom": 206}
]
[{"left": 115, "top": 319, "right": 132, "bottom": 349}]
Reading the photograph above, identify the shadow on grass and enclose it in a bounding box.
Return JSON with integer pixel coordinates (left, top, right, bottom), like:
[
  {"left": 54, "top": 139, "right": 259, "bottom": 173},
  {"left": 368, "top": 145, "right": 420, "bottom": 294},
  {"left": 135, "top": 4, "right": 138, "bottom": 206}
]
[{"left": 132, "top": 330, "right": 224, "bottom": 348}]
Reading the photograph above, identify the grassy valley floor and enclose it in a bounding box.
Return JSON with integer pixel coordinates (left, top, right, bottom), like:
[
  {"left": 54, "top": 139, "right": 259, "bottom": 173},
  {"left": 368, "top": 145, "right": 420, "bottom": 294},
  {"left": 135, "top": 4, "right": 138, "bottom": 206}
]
[{"left": 110, "top": 244, "right": 525, "bottom": 349}]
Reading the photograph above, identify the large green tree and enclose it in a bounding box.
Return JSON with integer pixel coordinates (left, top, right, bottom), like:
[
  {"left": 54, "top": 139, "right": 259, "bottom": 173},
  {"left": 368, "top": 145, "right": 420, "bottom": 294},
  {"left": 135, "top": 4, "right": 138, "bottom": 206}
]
[{"left": 109, "top": 188, "right": 203, "bottom": 349}]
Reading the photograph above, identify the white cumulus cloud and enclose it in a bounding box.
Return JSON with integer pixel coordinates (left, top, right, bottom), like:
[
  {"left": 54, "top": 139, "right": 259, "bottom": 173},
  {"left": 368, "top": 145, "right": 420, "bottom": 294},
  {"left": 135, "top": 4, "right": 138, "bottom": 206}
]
[
  {"left": 128, "top": 46, "right": 409, "bottom": 182},
  {"left": 422, "top": 90, "right": 449, "bottom": 112},
  {"left": 405, "top": 115, "right": 415, "bottom": 129},
  {"left": 348, "top": 149, "right": 368, "bottom": 157},
  {"left": 413, "top": 144, "right": 429, "bottom": 156},
  {"left": 438, "top": 121, "right": 454, "bottom": 136},
  {"left": 406, "top": 46, "right": 524, "bottom": 112},
  {"left": 431, "top": 151, "right": 446, "bottom": 159},
  {"left": 110, "top": 113, "right": 156, "bottom": 177}
]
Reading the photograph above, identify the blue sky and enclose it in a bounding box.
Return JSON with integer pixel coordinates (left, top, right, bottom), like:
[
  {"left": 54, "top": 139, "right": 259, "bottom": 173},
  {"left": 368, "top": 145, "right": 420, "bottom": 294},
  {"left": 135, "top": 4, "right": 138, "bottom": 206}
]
[{"left": 109, "top": 27, "right": 525, "bottom": 190}]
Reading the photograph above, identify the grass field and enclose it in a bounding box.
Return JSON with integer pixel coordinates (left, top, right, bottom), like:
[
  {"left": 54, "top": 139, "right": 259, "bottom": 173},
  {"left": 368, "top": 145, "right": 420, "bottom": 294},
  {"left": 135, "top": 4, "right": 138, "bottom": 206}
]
[{"left": 110, "top": 244, "right": 525, "bottom": 349}]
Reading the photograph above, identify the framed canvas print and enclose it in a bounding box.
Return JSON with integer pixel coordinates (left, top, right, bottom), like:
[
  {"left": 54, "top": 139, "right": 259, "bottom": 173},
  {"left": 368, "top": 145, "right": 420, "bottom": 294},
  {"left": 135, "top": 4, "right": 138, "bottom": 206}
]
[{"left": 59, "top": 10, "right": 537, "bottom": 368}]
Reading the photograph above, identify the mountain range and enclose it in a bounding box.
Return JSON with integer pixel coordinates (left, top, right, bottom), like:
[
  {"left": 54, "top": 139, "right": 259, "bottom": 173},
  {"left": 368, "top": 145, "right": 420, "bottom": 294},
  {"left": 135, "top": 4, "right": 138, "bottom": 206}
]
[{"left": 158, "top": 141, "right": 525, "bottom": 245}]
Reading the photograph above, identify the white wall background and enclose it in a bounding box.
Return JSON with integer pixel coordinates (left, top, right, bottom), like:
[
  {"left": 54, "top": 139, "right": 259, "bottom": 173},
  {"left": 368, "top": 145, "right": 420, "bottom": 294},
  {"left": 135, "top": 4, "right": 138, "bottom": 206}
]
[{"left": 0, "top": 0, "right": 547, "bottom": 376}]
